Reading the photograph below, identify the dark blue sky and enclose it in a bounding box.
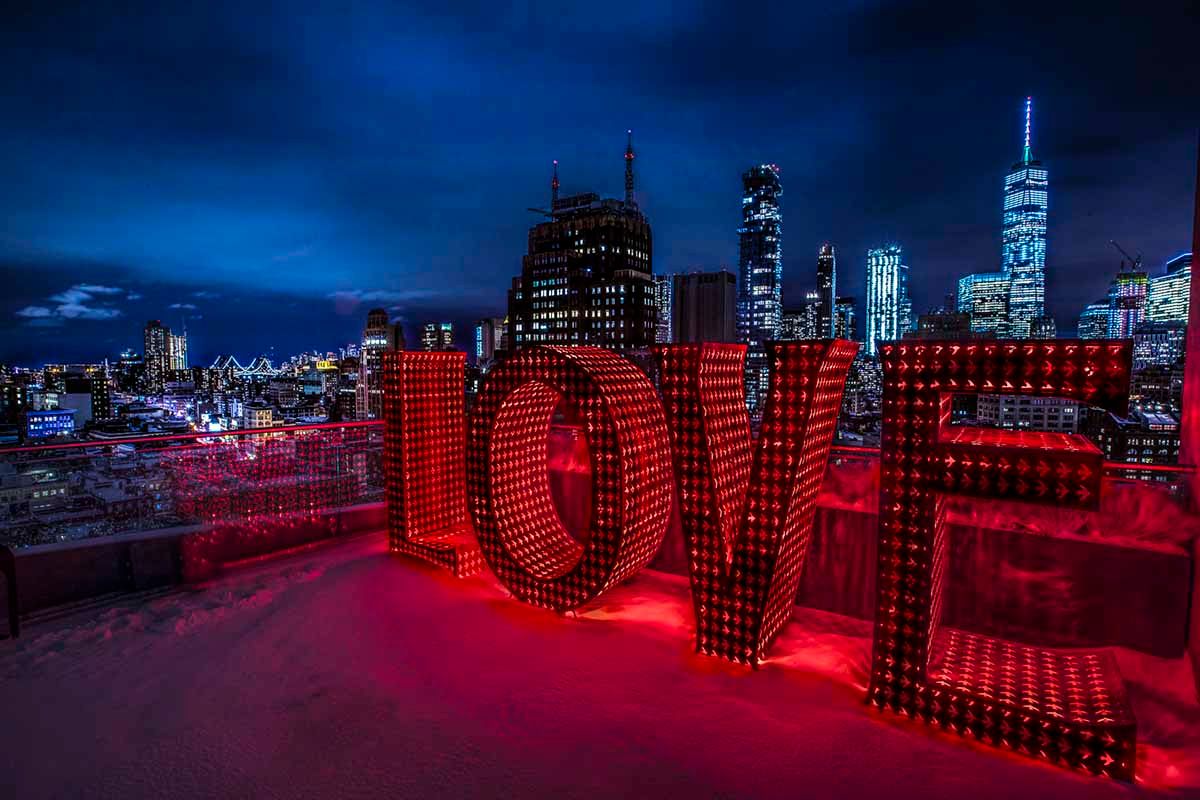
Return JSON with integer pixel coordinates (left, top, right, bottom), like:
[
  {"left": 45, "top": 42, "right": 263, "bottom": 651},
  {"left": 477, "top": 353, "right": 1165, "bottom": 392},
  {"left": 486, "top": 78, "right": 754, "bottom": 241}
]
[{"left": 1, "top": 1, "right": 1197, "bottom": 365}]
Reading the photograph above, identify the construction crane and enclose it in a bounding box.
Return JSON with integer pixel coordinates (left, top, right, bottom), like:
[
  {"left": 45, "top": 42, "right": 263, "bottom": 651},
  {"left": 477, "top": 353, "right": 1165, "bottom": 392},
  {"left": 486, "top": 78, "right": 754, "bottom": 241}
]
[{"left": 1109, "top": 240, "right": 1143, "bottom": 271}]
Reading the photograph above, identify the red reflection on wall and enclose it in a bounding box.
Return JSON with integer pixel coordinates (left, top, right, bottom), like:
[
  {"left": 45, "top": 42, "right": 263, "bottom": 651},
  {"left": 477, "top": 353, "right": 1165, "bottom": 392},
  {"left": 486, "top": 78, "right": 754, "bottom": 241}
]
[
  {"left": 870, "top": 340, "right": 1137, "bottom": 780},
  {"left": 656, "top": 340, "right": 858, "bottom": 665},
  {"left": 466, "top": 345, "right": 672, "bottom": 611},
  {"left": 382, "top": 351, "right": 483, "bottom": 577}
]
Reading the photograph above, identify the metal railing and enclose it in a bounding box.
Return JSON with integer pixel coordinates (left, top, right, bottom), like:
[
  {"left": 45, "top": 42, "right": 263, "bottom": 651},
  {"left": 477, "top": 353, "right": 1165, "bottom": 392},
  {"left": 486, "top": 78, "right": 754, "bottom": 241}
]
[{"left": 0, "top": 422, "right": 384, "bottom": 549}]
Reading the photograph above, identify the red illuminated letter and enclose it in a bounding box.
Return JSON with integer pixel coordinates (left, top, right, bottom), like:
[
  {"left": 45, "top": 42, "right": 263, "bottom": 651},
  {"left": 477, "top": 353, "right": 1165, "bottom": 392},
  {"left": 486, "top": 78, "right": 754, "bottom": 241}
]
[
  {"left": 466, "top": 345, "right": 673, "bottom": 611},
  {"left": 656, "top": 341, "right": 857, "bottom": 665},
  {"left": 382, "top": 351, "right": 483, "bottom": 577},
  {"left": 870, "top": 340, "right": 1137, "bottom": 780}
]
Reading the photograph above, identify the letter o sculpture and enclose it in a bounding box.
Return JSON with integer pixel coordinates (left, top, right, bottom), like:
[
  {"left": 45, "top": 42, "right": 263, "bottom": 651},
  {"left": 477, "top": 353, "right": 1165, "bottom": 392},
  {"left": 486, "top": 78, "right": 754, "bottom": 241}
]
[{"left": 467, "top": 345, "right": 673, "bottom": 611}]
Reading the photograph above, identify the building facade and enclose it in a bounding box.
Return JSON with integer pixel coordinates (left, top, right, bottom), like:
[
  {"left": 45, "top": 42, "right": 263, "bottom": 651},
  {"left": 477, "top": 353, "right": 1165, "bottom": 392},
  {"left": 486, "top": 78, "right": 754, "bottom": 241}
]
[
  {"left": 653, "top": 274, "right": 673, "bottom": 344},
  {"left": 356, "top": 308, "right": 403, "bottom": 420},
  {"left": 1146, "top": 252, "right": 1191, "bottom": 324},
  {"left": 736, "top": 164, "right": 783, "bottom": 415},
  {"left": 1106, "top": 269, "right": 1149, "bottom": 339},
  {"left": 864, "top": 244, "right": 910, "bottom": 355},
  {"left": 833, "top": 296, "right": 856, "bottom": 341},
  {"left": 672, "top": 270, "right": 737, "bottom": 344},
  {"left": 421, "top": 322, "right": 455, "bottom": 352},
  {"left": 1077, "top": 301, "right": 1109, "bottom": 338}
]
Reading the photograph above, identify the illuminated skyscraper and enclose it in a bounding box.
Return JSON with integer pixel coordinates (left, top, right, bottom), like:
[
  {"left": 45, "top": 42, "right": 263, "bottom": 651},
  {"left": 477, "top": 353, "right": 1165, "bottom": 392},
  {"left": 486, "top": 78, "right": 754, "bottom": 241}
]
[
  {"left": 474, "top": 317, "right": 505, "bottom": 367},
  {"left": 737, "top": 164, "right": 783, "bottom": 414},
  {"left": 421, "top": 322, "right": 455, "bottom": 351},
  {"left": 815, "top": 243, "right": 836, "bottom": 338},
  {"left": 653, "top": 274, "right": 673, "bottom": 344},
  {"left": 781, "top": 290, "right": 819, "bottom": 340},
  {"left": 1146, "top": 252, "right": 1192, "bottom": 324},
  {"left": 508, "top": 139, "right": 655, "bottom": 352},
  {"left": 1106, "top": 269, "right": 1149, "bottom": 339},
  {"left": 1001, "top": 97, "right": 1049, "bottom": 337},
  {"left": 142, "top": 319, "right": 178, "bottom": 394},
  {"left": 834, "top": 296, "right": 856, "bottom": 341},
  {"left": 1077, "top": 302, "right": 1110, "bottom": 339},
  {"left": 358, "top": 308, "right": 403, "bottom": 419},
  {"left": 957, "top": 272, "right": 1010, "bottom": 336},
  {"left": 864, "top": 244, "right": 910, "bottom": 355}
]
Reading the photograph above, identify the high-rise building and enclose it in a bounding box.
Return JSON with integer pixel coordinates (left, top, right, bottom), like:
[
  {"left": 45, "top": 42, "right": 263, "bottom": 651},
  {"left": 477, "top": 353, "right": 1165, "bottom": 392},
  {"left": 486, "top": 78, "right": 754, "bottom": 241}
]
[
  {"left": 957, "top": 272, "right": 1010, "bottom": 336},
  {"left": 736, "top": 164, "right": 783, "bottom": 414},
  {"left": 1077, "top": 302, "right": 1110, "bottom": 339},
  {"left": 421, "top": 322, "right": 455, "bottom": 352},
  {"left": 834, "top": 296, "right": 856, "bottom": 341},
  {"left": 815, "top": 243, "right": 837, "bottom": 338},
  {"left": 357, "top": 308, "right": 403, "bottom": 420},
  {"left": 864, "top": 244, "right": 910, "bottom": 355},
  {"left": 672, "top": 270, "right": 737, "bottom": 343},
  {"left": 474, "top": 317, "right": 505, "bottom": 367},
  {"left": 1030, "top": 314, "right": 1057, "bottom": 339},
  {"left": 143, "top": 320, "right": 170, "bottom": 394},
  {"left": 653, "top": 274, "right": 673, "bottom": 344},
  {"left": 781, "top": 290, "right": 819, "bottom": 340},
  {"left": 508, "top": 139, "right": 654, "bottom": 352},
  {"left": 1001, "top": 97, "right": 1049, "bottom": 338},
  {"left": 169, "top": 330, "right": 188, "bottom": 372},
  {"left": 1132, "top": 321, "right": 1187, "bottom": 371},
  {"left": 1106, "top": 269, "right": 1149, "bottom": 339},
  {"left": 1146, "top": 252, "right": 1191, "bottom": 324}
]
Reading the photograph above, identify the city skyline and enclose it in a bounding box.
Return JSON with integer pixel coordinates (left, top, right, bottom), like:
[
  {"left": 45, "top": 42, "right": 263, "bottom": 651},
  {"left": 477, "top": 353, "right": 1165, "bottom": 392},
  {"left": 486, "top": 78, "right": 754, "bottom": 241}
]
[{"left": 2, "top": 4, "right": 1198, "bottom": 364}]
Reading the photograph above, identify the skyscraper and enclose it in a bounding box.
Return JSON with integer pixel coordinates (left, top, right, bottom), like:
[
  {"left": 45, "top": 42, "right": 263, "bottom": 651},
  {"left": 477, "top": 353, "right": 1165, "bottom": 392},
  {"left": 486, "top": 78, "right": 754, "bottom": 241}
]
[
  {"left": 358, "top": 308, "right": 403, "bottom": 420},
  {"left": 142, "top": 320, "right": 186, "bottom": 394},
  {"left": 957, "top": 272, "right": 1010, "bottom": 336},
  {"left": 421, "top": 322, "right": 455, "bottom": 351},
  {"left": 672, "top": 270, "right": 737, "bottom": 343},
  {"left": 143, "top": 320, "right": 169, "bottom": 394},
  {"left": 833, "top": 296, "right": 857, "bottom": 341},
  {"left": 736, "top": 164, "right": 783, "bottom": 414},
  {"left": 508, "top": 138, "right": 655, "bottom": 352},
  {"left": 1077, "top": 302, "right": 1110, "bottom": 339},
  {"left": 1146, "top": 252, "right": 1192, "bottom": 324},
  {"left": 653, "top": 274, "right": 673, "bottom": 344},
  {"left": 864, "top": 244, "right": 910, "bottom": 355},
  {"left": 1106, "top": 268, "right": 1149, "bottom": 339},
  {"left": 816, "top": 243, "right": 837, "bottom": 338},
  {"left": 474, "top": 317, "right": 505, "bottom": 367},
  {"left": 1001, "top": 97, "right": 1049, "bottom": 338}
]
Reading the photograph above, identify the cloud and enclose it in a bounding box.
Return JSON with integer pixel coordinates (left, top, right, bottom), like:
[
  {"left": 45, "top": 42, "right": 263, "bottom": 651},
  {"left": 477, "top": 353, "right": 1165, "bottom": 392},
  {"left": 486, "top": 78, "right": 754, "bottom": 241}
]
[
  {"left": 169, "top": 302, "right": 198, "bottom": 310},
  {"left": 15, "top": 283, "right": 127, "bottom": 323},
  {"left": 126, "top": 292, "right": 143, "bottom": 300},
  {"left": 76, "top": 284, "right": 124, "bottom": 295},
  {"left": 193, "top": 290, "right": 220, "bottom": 299},
  {"left": 327, "top": 289, "right": 435, "bottom": 304},
  {"left": 56, "top": 303, "right": 123, "bottom": 320}
]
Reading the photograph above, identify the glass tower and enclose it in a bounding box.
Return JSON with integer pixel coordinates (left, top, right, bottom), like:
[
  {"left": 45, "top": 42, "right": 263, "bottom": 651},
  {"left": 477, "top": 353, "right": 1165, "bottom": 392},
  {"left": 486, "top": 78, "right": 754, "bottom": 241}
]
[
  {"left": 1146, "top": 253, "right": 1192, "bottom": 324},
  {"left": 865, "top": 244, "right": 909, "bottom": 356},
  {"left": 737, "top": 164, "right": 783, "bottom": 415},
  {"left": 1001, "top": 97, "right": 1049, "bottom": 338}
]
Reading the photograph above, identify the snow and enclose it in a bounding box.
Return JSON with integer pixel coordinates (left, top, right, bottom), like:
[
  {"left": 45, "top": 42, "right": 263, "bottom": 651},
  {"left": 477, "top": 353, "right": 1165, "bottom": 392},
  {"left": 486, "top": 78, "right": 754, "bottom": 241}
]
[{"left": 2, "top": 532, "right": 1197, "bottom": 799}]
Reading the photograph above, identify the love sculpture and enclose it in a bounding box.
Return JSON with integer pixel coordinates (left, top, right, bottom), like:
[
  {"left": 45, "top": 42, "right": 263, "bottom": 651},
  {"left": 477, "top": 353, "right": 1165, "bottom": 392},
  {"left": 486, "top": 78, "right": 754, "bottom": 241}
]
[{"left": 382, "top": 339, "right": 1137, "bottom": 781}]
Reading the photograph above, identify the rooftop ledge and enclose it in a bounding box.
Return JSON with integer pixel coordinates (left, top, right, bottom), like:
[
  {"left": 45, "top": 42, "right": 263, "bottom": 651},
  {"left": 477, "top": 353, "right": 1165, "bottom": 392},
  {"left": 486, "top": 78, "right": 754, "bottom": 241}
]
[{"left": 2, "top": 532, "right": 1198, "bottom": 798}]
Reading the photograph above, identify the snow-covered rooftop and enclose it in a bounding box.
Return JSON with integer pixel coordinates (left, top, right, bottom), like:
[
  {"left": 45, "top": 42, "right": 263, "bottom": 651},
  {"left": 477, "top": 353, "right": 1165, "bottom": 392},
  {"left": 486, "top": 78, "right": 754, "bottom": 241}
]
[{"left": 2, "top": 532, "right": 1198, "bottom": 798}]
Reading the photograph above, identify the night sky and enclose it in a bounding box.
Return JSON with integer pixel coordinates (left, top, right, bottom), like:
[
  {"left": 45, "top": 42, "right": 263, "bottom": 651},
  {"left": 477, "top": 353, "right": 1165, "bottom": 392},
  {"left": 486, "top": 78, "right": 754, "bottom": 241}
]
[{"left": 1, "top": 2, "right": 1197, "bottom": 365}]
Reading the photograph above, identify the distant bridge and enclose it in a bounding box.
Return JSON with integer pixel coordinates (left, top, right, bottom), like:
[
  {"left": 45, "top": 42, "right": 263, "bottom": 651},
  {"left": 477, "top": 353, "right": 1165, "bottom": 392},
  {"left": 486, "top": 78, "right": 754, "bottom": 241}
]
[{"left": 209, "top": 355, "right": 278, "bottom": 377}]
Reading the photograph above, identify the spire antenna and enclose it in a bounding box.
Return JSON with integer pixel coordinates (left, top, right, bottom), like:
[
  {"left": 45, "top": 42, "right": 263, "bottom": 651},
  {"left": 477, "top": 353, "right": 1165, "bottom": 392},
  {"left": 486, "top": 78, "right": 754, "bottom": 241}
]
[
  {"left": 624, "top": 129, "right": 635, "bottom": 206},
  {"left": 551, "top": 159, "right": 559, "bottom": 207},
  {"left": 1023, "top": 96, "right": 1033, "bottom": 164}
]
